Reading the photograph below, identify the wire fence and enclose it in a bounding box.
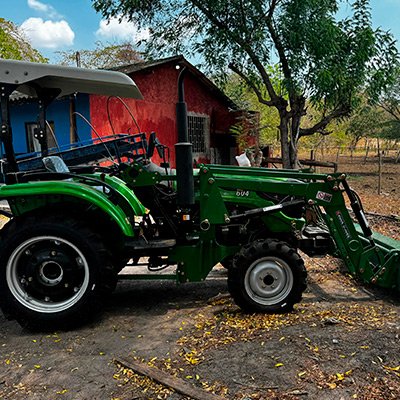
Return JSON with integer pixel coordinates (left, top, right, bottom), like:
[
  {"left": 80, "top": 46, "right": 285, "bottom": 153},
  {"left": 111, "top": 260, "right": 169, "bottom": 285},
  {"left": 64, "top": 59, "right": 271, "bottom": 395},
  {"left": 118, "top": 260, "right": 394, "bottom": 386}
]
[{"left": 298, "top": 144, "right": 400, "bottom": 164}]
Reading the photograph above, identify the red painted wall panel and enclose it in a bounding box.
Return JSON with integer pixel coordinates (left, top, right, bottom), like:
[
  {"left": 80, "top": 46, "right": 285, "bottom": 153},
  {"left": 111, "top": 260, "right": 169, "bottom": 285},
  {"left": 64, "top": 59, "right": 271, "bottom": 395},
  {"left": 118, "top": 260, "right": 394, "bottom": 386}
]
[{"left": 89, "top": 62, "right": 237, "bottom": 167}]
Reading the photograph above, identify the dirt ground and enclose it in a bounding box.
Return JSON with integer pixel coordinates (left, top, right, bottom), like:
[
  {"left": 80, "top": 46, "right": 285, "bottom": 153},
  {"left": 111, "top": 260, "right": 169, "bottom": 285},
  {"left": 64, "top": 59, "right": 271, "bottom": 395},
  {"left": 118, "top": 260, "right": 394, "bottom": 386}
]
[{"left": 0, "top": 158, "right": 399, "bottom": 400}]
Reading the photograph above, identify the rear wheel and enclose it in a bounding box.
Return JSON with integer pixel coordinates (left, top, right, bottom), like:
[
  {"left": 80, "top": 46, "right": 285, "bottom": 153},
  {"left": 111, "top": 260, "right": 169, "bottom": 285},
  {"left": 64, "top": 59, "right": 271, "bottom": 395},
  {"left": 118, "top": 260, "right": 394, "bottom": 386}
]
[
  {"left": 0, "top": 216, "right": 114, "bottom": 330},
  {"left": 228, "top": 239, "right": 307, "bottom": 313},
  {"left": 220, "top": 256, "right": 233, "bottom": 269}
]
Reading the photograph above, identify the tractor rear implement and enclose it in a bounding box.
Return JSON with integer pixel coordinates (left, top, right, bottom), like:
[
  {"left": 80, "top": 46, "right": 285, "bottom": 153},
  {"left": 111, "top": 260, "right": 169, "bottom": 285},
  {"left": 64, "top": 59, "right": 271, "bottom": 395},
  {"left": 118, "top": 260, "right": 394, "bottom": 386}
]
[{"left": 0, "top": 59, "right": 398, "bottom": 330}]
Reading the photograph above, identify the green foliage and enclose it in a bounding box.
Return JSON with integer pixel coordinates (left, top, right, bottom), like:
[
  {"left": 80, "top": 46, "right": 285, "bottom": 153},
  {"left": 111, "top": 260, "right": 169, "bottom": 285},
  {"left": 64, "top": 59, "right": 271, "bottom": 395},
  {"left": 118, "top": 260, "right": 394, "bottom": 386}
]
[
  {"left": 346, "top": 103, "right": 386, "bottom": 144},
  {"left": 379, "top": 120, "right": 400, "bottom": 140},
  {"left": 57, "top": 41, "right": 143, "bottom": 69},
  {"left": 0, "top": 18, "right": 47, "bottom": 63},
  {"left": 379, "top": 68, "right": 400, "bottom": 122}
]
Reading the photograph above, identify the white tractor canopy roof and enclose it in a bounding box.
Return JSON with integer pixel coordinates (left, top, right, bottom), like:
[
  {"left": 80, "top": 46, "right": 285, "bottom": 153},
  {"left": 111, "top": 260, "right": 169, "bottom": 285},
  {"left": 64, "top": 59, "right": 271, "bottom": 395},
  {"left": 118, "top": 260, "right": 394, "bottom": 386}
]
[{"left": 0, "top": 58, "right": 143, "bottom": 99}]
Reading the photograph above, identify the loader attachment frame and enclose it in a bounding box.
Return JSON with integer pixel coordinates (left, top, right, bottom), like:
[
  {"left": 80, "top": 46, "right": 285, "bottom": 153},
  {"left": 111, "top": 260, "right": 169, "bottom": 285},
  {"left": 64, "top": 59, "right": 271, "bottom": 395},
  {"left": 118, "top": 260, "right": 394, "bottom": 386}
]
[{"left": 193, "top": 164, "right": 400, "bottom": 291}]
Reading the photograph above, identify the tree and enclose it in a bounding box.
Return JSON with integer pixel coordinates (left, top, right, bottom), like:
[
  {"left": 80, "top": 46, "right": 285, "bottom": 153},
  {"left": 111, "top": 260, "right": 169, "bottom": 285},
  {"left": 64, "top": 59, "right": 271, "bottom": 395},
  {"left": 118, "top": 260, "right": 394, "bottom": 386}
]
[
  {"left": 57, "top": 41, "right": 142, "bottom": 69},
  {"left": 0, "top": 18, "right": 47, "bottom": 62},
  {"left": 378, "top": 69, "right": 400, "bottom": 141},
  {"left": 92, "top": 0, "right": 398, "bottom": 168},
  {"left": 379, "top": 69, "right": 400, "bottom": 121},
  {"left": 346, "top": 103, "right": 386, "bottom": 146}
]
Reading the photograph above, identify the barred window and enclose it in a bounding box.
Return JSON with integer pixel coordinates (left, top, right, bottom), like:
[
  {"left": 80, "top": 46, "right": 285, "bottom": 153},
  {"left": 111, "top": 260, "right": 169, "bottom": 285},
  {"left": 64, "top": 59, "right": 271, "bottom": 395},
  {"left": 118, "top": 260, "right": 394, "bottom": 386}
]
[{"left": 187, "top": 114, "right": 209, "bottom": 153}]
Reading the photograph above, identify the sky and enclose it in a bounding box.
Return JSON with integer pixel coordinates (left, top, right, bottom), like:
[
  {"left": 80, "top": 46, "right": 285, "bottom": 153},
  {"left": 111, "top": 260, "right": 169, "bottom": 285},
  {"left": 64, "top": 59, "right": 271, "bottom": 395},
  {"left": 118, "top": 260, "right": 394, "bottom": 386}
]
[
  {"left": 1, "top": 0, "right": 400, "bottom": 63},
  {"left": 2, "top": 0, "right": 150, "bottom": 62}
]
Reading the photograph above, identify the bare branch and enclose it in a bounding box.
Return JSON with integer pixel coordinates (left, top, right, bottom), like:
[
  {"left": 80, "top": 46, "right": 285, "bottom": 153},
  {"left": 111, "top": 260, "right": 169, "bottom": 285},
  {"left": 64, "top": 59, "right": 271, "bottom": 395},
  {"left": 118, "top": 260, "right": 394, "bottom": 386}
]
[
  {"left": 229, "top": 63, "right": 275, "bottom": 106},
  {"left": 299, "top": 106, "right": 350, "bottom": 137},
  {"left": 378, "top": 102, "right": 400, "bottom": 121}
]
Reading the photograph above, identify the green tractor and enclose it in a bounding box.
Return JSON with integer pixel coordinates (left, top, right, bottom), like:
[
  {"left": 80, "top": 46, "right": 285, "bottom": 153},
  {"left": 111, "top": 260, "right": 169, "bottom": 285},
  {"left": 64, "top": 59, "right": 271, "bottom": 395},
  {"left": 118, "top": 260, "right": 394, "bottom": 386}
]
[{"left": 0, "top": 59, "right": 399, "bottom": 330}]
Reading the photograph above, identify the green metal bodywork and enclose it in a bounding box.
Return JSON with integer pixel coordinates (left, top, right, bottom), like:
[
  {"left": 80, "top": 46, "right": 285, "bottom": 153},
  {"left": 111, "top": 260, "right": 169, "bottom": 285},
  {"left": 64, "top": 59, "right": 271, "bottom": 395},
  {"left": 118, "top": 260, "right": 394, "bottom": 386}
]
[{"left": 0, "top": 175, "right": 146, "bottom": 237}]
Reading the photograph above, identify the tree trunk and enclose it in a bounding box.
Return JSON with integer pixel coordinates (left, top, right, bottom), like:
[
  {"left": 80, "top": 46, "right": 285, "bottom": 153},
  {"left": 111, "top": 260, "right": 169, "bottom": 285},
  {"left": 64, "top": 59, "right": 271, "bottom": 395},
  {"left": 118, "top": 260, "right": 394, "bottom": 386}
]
[
  {"left": 279, "top": 111, "right": 291, "bottom": 169},
  {"left": 289, "top": 111, "right": 302, "bottom": 169},
  {"left": 278, "top": 97, "right": 304, "bottom": 169},
  {"left": 363, "top": 145, "right": 370, "bottom": 164}
]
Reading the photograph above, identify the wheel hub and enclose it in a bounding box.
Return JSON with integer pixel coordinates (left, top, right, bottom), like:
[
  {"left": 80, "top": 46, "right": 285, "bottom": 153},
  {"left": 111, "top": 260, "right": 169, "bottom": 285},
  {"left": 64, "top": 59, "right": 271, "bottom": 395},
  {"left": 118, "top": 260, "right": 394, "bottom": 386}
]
[
  {"left": 245, "top": 256, "right": 293, "bottom": 306},
  {"left": 39, "top": 261, "right": 64, "bottom": 286}
]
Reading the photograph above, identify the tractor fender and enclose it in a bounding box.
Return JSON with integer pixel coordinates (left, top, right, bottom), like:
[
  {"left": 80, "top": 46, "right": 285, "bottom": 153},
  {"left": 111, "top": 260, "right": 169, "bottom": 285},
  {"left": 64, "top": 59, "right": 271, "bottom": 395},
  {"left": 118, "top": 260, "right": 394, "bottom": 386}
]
[
  {"left": 0, "top": 180, "right": 146, "bottom": 237},
  {"left": 92, "top": 173, "right": 147, "bottom": 217}
]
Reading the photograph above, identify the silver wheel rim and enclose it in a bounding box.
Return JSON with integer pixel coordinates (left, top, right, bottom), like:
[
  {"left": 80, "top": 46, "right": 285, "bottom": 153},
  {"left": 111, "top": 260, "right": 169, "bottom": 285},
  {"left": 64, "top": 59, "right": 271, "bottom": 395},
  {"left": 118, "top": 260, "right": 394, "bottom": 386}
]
[
  {"left": 244, "top": 256, "right": 293, "bottom": 306},
  {"left": 6, "top": 236, "right": 90, "bottom": 313}
]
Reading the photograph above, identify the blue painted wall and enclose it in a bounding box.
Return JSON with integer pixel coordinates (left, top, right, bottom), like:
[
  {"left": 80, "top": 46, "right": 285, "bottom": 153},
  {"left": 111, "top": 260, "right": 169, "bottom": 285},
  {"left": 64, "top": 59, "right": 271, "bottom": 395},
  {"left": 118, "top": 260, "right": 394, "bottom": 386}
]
[{"left": 9, "top": 93, "right": 91, "bottom": 155}]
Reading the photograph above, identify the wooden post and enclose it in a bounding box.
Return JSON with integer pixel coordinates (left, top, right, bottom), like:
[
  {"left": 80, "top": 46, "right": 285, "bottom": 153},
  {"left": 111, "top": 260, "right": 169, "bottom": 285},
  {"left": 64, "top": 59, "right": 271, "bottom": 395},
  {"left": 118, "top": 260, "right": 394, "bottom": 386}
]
[
  {"left": 320, "top": 138, "right": 325, "bottom": 161},
  {"left": 363, "top": 146, "right": 370, "bottom": 164},
  {"left": 377, "top": 138, "right": 382, "bottom": 195},
  {"left": 261, "top": 146, "right": 271, "bottom": 167},
  {"left": 396, "top": 149, "right": 400, "bottom": 164}
]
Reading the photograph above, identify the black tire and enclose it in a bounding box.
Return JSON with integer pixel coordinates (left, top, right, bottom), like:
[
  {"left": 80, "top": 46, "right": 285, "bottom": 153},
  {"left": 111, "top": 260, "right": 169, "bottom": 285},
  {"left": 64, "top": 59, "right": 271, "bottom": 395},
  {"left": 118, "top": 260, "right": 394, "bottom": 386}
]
[
  {"left": 220, "top": 256, "right": 234, "bottom": 269},
  {"left": 0, "top": 216, "right": 114, "bottom": 330},
  {"left": 228, "top": 239, "right": 307, "bottom": 313}
]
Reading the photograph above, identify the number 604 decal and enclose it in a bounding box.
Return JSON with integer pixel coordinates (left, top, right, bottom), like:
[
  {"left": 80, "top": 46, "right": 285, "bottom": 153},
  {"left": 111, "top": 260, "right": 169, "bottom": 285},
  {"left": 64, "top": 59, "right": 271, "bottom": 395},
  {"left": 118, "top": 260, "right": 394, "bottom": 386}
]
[{"left": 236, "top": 189, "right": 250, "bottom": 197}]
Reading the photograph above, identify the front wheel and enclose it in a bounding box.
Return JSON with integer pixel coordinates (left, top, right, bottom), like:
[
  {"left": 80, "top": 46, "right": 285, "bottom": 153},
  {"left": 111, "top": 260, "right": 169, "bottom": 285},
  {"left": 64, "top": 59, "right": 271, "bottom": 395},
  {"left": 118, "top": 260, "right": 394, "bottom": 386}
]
[
  {"left": 0, "top": 217, "right": 114, "bottom": 330},
  {"left": 228, "top": 239, "right": 307, "bottom": 313}
]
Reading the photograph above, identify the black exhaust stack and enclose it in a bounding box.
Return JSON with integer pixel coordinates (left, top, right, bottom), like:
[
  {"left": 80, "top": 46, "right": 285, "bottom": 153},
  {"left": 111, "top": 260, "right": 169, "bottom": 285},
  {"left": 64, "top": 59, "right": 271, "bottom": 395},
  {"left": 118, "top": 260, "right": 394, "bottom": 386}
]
[{"left": 175, "top": 67, "right": 194, "bottom": 206}]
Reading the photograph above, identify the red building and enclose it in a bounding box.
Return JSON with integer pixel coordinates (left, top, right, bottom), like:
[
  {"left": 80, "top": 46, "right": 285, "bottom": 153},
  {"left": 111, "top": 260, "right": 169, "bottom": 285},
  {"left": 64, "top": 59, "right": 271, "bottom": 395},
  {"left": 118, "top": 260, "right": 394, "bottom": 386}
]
[{"left": 89, "top": 55, "right": 240, "bottom": 166}]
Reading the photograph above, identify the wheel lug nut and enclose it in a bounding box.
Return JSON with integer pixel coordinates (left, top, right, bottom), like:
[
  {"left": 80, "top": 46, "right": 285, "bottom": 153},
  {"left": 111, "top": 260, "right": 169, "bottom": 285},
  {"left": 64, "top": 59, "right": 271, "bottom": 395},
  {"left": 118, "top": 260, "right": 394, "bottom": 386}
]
[
  {"left": 51, "top": 251, "right": 57, "bottom": 256},
  {"left": 73, "top": 287, "right": 79, "bottom": 293},
  {"left": 64, "top": 283, "right": 69, "bottom": 288},
  {"left": 77, "top": 258, "right": 83, "bottom": 265},
  {"left": 25, "top": 250, "right": 31, "bottom": 256},
  {"left": 44, "top": 296, "right": 50, "bottom": 302},
  {"left": 28, "top": 277, "right": 33, "bottom": 282}
]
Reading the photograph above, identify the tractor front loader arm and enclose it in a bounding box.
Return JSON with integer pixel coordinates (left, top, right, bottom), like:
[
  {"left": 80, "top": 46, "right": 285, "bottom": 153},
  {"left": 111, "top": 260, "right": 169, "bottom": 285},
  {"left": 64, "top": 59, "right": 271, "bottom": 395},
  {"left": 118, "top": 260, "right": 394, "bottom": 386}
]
[{"left": 199, "top": 165, "right": 400, "bottom": 291}]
